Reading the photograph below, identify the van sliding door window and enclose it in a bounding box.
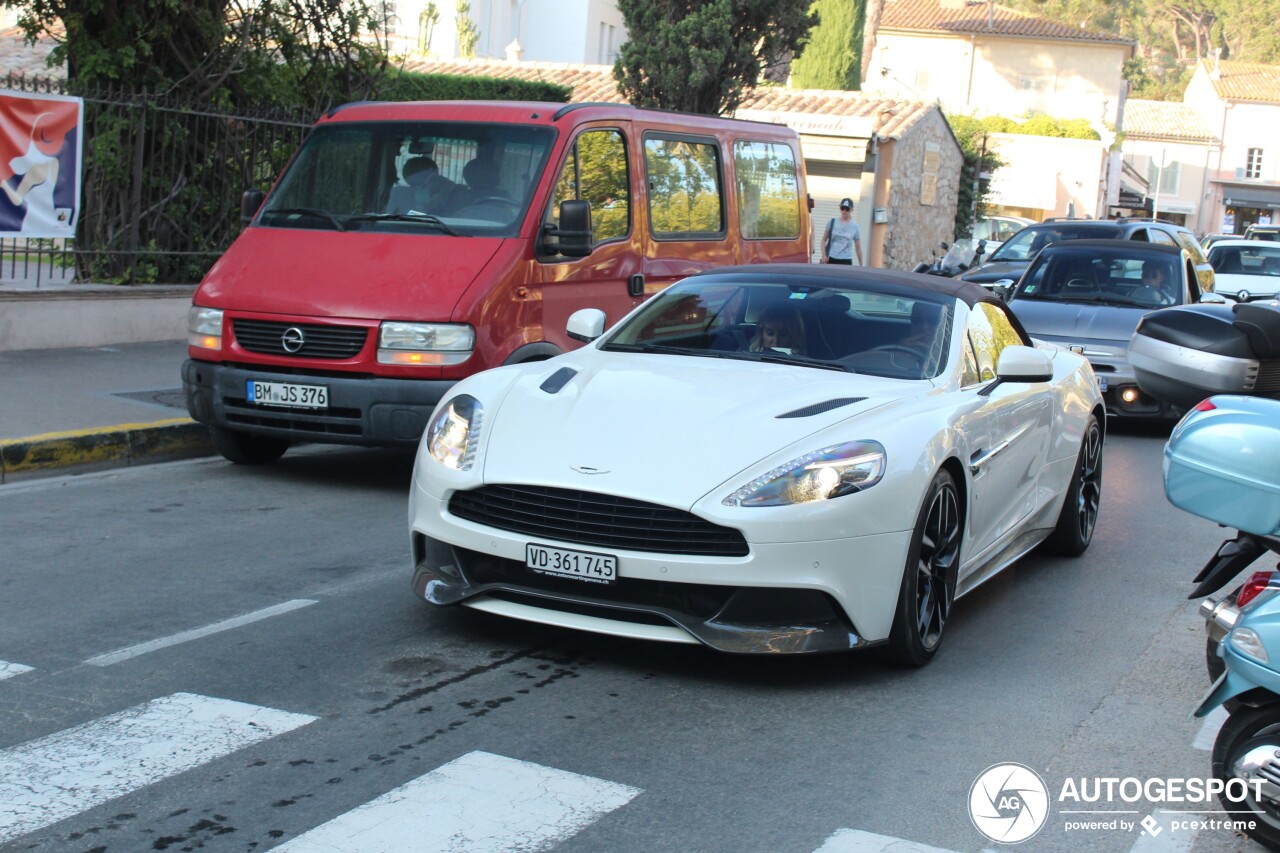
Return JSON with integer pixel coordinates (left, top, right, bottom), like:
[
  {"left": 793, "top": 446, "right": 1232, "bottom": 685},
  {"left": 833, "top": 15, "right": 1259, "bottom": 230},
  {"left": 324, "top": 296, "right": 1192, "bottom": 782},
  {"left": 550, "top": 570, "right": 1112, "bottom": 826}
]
[
  {"left": 733, "top": 141, "right": 800, "bottom": 239},
  {"left": 548, "top": 129, "right": 630, "bottom": 245},
  {"left": 644, "top": 136, "right": 725, "bottom": 239}
]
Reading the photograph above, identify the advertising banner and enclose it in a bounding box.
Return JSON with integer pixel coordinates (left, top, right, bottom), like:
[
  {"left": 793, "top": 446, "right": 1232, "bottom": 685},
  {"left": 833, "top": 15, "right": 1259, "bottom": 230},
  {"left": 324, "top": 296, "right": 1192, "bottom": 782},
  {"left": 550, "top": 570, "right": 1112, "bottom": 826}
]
[{"left": 0, "top": 90, "right": 83, "bottom": 238}]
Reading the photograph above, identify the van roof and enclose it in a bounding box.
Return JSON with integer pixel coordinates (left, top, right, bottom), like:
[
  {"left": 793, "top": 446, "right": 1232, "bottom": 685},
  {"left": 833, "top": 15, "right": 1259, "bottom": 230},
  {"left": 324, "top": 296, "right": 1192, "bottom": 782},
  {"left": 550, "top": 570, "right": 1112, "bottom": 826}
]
[{"left": 320, "top": 100, "right": 799, "bottom": 136}]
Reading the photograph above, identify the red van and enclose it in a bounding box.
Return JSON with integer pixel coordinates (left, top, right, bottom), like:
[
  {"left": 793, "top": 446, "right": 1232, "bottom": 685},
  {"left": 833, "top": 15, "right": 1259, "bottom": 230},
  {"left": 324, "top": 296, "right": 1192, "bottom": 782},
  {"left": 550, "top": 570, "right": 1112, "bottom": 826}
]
[{"left": 183, "top": 101, "right": 811, "bottom": 463}]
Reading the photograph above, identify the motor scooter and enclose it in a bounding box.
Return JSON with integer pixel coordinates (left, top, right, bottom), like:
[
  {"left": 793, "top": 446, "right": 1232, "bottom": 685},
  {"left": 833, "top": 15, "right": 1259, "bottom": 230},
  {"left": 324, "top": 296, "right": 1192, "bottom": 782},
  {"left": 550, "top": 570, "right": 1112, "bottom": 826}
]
[
  {"left": 1194, "top": 563, "right": 1280, "bottom": 849},
  {"left": 911, "top": 240, "right": 985, "bottom": 276}
]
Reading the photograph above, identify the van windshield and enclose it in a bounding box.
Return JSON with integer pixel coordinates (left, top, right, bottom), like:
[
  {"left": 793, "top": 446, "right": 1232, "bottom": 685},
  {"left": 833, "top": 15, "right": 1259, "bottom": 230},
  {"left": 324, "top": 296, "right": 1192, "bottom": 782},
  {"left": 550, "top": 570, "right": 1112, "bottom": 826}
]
[{"left": 258, "top": 121, "right": 556, "bottom": 237}]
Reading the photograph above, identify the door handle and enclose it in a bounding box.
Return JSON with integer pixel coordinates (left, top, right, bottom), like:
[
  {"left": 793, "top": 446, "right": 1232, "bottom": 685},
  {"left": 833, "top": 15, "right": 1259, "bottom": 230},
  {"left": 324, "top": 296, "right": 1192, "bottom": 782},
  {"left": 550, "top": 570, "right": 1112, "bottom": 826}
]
[
  {"left": 628, "top": 273, "right": 645, "bottom": 297},
  {"left": 969, "top": 440, "right": 1010, "bottom": 475}
]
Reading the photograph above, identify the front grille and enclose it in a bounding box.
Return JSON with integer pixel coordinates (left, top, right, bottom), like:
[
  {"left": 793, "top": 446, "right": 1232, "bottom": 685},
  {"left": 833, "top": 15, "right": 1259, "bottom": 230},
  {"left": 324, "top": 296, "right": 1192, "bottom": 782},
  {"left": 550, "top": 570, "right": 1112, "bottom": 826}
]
[
  {"left": 448, "top": 485, "right": 749, "bottom": 557},
  {"left": 232, "top": 320, "right": 368, "bottom": 359},
  {"left": 1255, "top": 361, "right": 1280, "bottom": 395}
]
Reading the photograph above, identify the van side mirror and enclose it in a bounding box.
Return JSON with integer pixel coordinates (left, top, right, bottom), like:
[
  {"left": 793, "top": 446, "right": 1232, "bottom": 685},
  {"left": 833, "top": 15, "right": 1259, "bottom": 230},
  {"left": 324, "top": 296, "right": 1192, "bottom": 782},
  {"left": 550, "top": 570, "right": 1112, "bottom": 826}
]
[
  {"left": 567, "top": 308, "right": 606, "bottom": 342},
  {"left": 546, "top": 200, "right": 594, "bottom": 258},
  {"left": 241, "top": 189, "right": 266, "bottom": 224}
]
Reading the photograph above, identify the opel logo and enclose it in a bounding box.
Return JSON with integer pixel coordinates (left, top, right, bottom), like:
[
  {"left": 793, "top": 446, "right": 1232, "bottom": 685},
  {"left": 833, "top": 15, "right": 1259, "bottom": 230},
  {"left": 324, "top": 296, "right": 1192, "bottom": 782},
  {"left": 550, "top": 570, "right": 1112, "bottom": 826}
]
[{"left": 281, "top": 327, "right": 306, "bottom": 353}]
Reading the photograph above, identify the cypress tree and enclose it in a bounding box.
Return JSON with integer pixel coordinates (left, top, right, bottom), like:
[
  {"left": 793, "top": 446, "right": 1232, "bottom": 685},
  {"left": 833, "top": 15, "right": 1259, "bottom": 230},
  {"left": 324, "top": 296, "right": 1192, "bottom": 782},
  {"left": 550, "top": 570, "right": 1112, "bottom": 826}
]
[{"left": 789, "top": 0, "right": 864, "bottom": 90}]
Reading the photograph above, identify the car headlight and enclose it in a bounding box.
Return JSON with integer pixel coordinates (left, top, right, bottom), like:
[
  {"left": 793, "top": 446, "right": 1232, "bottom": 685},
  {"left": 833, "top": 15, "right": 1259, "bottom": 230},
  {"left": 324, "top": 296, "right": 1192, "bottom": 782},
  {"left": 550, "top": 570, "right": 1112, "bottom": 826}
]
[
  {"left": 188, "top": 306, "right": 223, "bottom": 351},
  {"left": 425, "top": 395, "right": 483, "bottom": 470},
  {"left": 723, "top": 441, "right": 886, "bottom": 507},
  {"left": 379, "top": 322, "right": 474, "bottom": 366}
]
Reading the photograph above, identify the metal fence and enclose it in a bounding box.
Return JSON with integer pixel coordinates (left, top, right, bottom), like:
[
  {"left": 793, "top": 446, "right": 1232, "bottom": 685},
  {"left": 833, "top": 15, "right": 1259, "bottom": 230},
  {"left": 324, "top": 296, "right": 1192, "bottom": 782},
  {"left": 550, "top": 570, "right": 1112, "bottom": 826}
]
[{"left": 0, "top": 74, "right": 313, "bottom": 286}]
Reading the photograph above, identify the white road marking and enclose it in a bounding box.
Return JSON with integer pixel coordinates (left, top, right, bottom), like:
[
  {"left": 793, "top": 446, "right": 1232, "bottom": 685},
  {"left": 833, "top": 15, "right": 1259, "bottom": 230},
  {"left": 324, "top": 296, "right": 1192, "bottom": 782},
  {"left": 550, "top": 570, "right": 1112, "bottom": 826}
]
[
  {"left": 813, "top": 828, "right": 965, "bottom": 852},
  {"left": 1192, "top": 705, "right": 1229, "bottom": 751},
  {"left": 1128, "top": 812, "right": 1198, "bottom": 852},
  {"left": 277, "top": 750, "right": 641, "bottom": 853},
  {"left": 0, "top": 691, "right": 316, "bottom": 843},
  {"left": 84, "top": 599, "right": 317, "bottom": 666},
  {"left": 0, "top": 661, "right": 34, "bottom": 680}
]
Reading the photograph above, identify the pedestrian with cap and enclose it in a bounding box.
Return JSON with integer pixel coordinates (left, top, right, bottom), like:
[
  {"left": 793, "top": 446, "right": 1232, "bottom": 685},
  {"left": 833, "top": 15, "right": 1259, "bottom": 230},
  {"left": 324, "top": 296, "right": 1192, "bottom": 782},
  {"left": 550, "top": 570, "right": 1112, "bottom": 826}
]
[{"left": 821, "top": 197, "right": 863, "bottom": 265}]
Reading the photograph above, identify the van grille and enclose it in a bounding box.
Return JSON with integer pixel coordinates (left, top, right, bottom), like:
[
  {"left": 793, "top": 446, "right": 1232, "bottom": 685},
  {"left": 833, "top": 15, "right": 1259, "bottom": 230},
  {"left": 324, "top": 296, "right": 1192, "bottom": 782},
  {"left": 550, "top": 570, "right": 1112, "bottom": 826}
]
[
  {"left": 448, "top": 485, "right": 749, "bottom": 557},
  {"left": 232, "top": 320, "right": 368, "bottom": 359}
]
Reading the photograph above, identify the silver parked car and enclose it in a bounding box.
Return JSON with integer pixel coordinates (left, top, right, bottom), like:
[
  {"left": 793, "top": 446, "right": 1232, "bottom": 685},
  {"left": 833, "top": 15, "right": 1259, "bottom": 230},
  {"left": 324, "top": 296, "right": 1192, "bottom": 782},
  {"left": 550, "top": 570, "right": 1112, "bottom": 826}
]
[{"left": 1006, "top": 239, "right": 1216, "bottom": 419}]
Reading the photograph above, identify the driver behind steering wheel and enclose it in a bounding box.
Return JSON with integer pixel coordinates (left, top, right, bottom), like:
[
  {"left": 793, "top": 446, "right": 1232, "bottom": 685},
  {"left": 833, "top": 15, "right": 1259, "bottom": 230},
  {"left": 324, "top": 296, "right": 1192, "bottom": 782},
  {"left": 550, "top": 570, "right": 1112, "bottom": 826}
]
[{"left": 901, "top": 300, "right": 941, "bottom": 352}]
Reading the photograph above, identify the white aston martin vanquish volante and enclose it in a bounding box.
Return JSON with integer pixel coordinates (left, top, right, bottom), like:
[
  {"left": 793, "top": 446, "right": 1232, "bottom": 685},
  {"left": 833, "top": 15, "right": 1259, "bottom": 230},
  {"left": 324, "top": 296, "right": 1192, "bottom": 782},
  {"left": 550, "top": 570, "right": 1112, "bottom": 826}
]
[{"left": 409, "top": 265, "right": 1105, "bottom": 665}]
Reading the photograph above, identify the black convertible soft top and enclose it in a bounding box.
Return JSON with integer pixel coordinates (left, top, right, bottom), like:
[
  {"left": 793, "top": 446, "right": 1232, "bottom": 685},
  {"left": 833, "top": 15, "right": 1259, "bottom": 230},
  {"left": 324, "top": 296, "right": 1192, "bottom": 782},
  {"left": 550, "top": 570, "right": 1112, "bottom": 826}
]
[{"left": 690, "top": 263, "right": 1002, "bottom": 309}]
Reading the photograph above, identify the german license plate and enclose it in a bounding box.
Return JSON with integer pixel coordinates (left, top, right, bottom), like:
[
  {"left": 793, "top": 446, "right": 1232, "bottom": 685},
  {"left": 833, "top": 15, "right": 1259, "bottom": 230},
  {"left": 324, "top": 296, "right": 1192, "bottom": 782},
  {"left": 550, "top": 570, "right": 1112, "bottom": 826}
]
[
  {"left": 526, "top": 543, "right": 617, "bottom": 585},
  {"left": 246, "top": 380, "right": 329, "bottom": 409},
  {"left": 1096, "top": 375, "right": 1108, "bottom": 392}
]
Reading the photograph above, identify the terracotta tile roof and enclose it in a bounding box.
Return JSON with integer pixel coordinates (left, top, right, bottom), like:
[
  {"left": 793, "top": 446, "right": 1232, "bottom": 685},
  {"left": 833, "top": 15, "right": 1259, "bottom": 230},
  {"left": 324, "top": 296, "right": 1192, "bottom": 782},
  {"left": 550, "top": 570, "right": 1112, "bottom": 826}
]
[
  {"left": 881, "top": 0, "right": 1133, "bottom": 46},
  {"left": 400, "top": 57, "right": 935, "bottom": 139},
  {"left": 0, "top": 26, "right": 62, "bottom": 80},
  {"left": 1123, "top": 99, "right": 1214, "bottom": 143},
  {"left": 1203, "top": 59, "right": 1280, "bottom": 103}
]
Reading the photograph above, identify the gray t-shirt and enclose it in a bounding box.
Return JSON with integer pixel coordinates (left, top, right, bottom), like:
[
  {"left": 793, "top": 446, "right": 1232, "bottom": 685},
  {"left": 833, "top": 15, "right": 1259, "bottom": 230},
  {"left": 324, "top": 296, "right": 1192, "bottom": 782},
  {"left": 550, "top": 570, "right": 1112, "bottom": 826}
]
[{"left": 826, "top": 217, "right": 861, "bottom": 261}]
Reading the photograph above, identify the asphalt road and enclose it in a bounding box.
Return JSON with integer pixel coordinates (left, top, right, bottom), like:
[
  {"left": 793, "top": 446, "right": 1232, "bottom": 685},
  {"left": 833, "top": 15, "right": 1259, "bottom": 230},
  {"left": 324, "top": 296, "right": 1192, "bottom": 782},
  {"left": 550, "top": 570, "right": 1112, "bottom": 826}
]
[{"left": 0, "top": 427, "right": 1264, "bottom": 853}]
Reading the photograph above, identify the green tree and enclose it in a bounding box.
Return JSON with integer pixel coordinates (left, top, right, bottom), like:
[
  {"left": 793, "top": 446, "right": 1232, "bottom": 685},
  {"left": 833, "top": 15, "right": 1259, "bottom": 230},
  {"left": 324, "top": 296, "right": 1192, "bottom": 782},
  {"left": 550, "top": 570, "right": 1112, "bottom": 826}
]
[
  {"left": 789, "top": 0, "right": 862, "bottom": 90},
  {"left": 948, "top": 115, "right": 1004, "bottom": 239},
  {"left": 455, "top": 0, "right": 479, "bottom": 59},
  {"left": 612, "top": 0, "right": 819, "bottom": 116}
]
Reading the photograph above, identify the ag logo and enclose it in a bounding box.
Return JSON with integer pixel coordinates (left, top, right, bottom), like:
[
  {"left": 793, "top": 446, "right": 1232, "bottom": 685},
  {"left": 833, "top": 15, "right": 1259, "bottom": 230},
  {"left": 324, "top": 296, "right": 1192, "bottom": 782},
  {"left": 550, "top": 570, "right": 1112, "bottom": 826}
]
[{"left": 968, "top": 762, "right": 1050, "bottom": 844}]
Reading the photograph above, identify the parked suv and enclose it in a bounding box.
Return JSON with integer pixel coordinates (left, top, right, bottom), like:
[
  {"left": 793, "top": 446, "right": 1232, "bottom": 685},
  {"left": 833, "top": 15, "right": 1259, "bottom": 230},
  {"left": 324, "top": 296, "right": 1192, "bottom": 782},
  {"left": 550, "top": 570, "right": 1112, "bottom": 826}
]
[
  {"left": 960, "top": 217, "right": 1215, "bottom": 296},
  {"left": 1245, "top": 223, "right": 1280, "bottom": 242}
]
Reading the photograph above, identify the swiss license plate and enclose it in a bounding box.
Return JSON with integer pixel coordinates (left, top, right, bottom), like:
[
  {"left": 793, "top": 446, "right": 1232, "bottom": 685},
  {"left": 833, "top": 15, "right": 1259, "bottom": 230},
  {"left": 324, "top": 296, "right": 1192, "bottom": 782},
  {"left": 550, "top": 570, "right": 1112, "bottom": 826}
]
[
  {"left": 1096, "top": 375, "right": 1108, "bottom": 392},
  {"left": 526, "top": 543, "right": 618, "bottom": 585},
  {"left": 246, "top": 380, "right": 329, "bottom": 409}
]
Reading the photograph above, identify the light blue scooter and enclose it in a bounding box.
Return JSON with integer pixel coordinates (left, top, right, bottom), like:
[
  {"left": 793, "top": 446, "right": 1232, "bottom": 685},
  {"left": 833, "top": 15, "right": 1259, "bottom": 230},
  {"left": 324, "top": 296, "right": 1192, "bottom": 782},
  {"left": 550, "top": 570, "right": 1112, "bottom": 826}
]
[{"left": 1173, "top": 395, "right": 1280, "bottom": 849}]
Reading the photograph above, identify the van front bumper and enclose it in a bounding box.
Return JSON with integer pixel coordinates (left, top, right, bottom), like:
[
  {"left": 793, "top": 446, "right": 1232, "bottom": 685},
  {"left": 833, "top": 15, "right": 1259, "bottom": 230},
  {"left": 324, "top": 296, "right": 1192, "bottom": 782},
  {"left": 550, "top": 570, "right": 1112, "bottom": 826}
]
[{"left": 183, "top": 359, "right": 455, "bottom": 447}]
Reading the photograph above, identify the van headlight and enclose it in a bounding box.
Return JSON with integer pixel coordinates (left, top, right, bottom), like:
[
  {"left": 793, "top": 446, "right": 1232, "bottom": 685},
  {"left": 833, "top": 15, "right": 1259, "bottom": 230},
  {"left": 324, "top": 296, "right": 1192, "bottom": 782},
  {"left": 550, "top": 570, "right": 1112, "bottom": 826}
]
[
  {"left": 379, "top": 322, "right": 474, "bottom": 366},
  {"left": 425, "top": 395, "right": 483, "bottom": 471},
  {"left": 188, "top": 306, "right": 223, "bottom": 351},
  {"left": 723, "top": 441, "right": 886, "bottom": 507}
]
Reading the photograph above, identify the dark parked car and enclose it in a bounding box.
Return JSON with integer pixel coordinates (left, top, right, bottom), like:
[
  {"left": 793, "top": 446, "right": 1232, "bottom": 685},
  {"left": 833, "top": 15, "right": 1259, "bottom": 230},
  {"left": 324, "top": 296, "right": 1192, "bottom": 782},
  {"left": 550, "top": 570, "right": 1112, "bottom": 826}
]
[
  {"left": 1245, "top": 223, "right": 1280, "bottom": 242},
  {"left": 961, "top": 217, "right": 1215, "bottom": 297},
  {"left": 1007, "top": 239, "right": 1215, "bottom": 419}
]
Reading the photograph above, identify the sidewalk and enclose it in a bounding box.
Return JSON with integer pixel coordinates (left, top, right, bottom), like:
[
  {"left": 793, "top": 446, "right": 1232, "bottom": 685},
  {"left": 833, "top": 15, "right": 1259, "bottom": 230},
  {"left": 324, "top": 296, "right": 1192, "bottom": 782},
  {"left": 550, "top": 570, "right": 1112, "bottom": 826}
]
[{"left": 0, "top": 339, "right": 213, "bottom": 483}]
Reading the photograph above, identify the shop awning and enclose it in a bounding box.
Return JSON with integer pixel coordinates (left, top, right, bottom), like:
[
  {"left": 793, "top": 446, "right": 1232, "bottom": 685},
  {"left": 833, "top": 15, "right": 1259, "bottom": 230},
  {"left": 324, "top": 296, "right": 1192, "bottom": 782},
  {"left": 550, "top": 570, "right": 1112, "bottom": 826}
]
[{"left": 1222, "top": 186, "right": 1280, "bottom": 210}]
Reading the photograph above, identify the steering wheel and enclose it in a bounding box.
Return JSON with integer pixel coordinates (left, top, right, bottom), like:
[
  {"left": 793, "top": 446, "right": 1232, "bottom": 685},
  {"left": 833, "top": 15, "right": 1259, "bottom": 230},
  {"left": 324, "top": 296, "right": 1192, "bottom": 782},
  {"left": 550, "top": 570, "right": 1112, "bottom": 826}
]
[
  {"left": 868, "top": 344, "right": 928, "bottom": 365},
  {"left": 1132, "top": 285, "right": 1176, "bottom": 307},
  {"left": 458, "top": 196, "right": 521, "bottom": 216}
]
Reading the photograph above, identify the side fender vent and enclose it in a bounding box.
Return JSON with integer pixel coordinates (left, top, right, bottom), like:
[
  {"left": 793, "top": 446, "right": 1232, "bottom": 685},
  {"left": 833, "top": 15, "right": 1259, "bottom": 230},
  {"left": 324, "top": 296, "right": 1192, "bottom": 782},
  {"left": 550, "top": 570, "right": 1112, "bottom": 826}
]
[
  {"left": 539, "top": 367, "right": 578, "bottom": 394},
  {"left": 776, "top": 397, "right": 865, "bottom": 419}
]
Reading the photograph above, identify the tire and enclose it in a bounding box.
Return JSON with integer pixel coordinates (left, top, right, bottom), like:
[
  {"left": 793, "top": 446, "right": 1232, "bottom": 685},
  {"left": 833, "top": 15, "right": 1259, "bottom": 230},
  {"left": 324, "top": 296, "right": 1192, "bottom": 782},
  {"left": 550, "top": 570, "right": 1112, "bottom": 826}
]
[
  {"left": 209, "top": 425, "right": 289, "bottom": 465},
  {"left": 885, "top": 469, "right": 962, "bottom": 667},
  {"left": 1211, "top": 704, "right": 1280, "bottom": 849},
  {"left": 1041, "top": 414, "right": 1103, "bottom": 556}
]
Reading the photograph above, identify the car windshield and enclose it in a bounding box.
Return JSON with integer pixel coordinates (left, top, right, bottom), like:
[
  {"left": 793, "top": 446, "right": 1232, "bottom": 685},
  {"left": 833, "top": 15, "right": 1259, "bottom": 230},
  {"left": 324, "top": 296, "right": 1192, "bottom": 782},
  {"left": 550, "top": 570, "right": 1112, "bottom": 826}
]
[
  {"left": 258, "top": 121, "right": 556, "bottom": 237},
  {"left": 989, "top": 224, "right": 1112, "bottom": 262},
  {"left": 1014, "top": 246, "right": 1181, "bottom": 308},
  {"left": 601, "top": 278, "right": 954, "bottom": 380},
  {"left": 1209, "top": 244, "right": 1280, "bottom": 277}
]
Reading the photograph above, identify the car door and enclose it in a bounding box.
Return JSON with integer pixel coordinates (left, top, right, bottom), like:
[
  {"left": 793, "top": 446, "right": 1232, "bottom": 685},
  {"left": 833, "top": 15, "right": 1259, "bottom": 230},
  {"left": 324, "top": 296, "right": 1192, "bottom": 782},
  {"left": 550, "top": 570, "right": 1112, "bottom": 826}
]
[{"left": 955, "top": 302, "right": 1054, "bottom": 568}]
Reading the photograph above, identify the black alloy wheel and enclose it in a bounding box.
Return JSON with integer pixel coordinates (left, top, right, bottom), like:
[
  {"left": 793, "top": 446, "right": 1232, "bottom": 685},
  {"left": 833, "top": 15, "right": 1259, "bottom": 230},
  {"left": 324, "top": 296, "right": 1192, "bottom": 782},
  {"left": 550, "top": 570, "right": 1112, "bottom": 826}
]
[
  {"left": 1042, "top": 415, "right": 1102, "bottom": 556},
  {"left": 886, "top": 469, "right": 962, "bottom": 667}
]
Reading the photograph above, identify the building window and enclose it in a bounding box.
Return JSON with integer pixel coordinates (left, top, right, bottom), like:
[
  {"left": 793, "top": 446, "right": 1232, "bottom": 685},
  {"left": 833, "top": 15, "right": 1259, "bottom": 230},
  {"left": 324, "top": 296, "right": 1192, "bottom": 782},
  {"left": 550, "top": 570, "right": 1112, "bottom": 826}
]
[
  {"left": 1146, "top": 157, "right": 1180, "bottom": 195},
  {"left": 1246, "top": 148, "right": 1264, "bottom": 179}
]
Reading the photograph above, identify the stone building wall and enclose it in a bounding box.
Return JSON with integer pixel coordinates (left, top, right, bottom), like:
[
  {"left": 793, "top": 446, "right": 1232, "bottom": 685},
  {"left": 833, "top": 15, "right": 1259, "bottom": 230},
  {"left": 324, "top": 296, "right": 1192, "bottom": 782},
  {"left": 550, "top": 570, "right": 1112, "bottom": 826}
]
[{"left": 880, "top": 109, "right": 963, "bottom": 271}]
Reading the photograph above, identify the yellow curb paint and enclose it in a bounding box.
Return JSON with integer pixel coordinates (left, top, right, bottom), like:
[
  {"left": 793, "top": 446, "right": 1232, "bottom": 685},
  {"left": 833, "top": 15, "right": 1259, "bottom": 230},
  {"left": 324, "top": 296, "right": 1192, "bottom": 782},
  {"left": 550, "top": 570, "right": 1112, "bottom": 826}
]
[{"left": 0, "top": 417, "right": 195, "bottom": 448}]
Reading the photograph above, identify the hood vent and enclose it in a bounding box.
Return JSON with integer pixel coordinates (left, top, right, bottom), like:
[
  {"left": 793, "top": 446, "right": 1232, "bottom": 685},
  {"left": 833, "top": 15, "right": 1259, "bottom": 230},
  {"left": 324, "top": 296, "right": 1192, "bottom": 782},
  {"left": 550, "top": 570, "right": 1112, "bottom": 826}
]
[
  {"left": 539, "top": 367, "right": 578, "bottom": 394},
  {"left": 776, "top": 397, "right": 866, "bottom": 419}
]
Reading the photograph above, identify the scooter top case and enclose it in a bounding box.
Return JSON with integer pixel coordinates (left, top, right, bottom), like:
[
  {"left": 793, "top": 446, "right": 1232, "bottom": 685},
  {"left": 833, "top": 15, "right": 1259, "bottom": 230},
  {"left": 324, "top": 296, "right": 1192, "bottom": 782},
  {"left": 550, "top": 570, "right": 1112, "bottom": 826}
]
[
  {"left": 1129, "top": 301, "right": 1280, "bottom": 409},
  {"left": 1164, "top": 395, "right": 1280, "bottom": 537}
]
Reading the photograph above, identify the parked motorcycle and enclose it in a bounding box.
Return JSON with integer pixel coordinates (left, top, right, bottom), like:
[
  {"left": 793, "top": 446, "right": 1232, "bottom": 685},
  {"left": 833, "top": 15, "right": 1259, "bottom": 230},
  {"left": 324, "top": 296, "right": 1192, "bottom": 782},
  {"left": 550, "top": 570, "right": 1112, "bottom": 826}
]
[{"left": 911, "top": 240, "right": 985, "bottom": 277}]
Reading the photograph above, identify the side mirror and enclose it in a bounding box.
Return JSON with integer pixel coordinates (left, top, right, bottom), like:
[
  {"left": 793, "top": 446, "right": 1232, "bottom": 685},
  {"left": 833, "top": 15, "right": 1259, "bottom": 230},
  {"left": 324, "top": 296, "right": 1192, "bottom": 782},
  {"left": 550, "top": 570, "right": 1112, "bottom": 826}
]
[
  {"left": 992, "top": 279, "right": 1015, "bottom": 302},
  {"left": 1199, "top": 291, "right": 1227, "bottom": 304},
  {"left": 546, "top": 200, "right": 594, "bottom": 258},
  {"left": 995, "top": 345, "right": 1053, "bottom": 383},
  {"left": 567, "top": 308, "right": 607, "bottom": 343},
  {"left": 241, "top": 188, "right": 266, "bottom": 224}
]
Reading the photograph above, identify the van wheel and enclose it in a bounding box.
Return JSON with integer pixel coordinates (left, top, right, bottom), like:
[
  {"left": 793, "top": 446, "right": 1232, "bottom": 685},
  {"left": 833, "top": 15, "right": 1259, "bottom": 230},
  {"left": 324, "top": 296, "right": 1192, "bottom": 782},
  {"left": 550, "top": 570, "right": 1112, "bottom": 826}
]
[{"left": 209, "top": 426, "right": 289, "bottom": 465}]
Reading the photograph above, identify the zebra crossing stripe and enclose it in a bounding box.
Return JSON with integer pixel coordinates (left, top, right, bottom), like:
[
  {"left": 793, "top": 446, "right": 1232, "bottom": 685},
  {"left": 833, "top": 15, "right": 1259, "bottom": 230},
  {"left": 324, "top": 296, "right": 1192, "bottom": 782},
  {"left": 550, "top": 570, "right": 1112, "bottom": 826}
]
[
  {"left": 0, "top": 661, "right": 34, "bottom": 681},
  {"left": 277, "top": 750, "right": 641, "bottom": 853},
  {"left": 0, "top": 692, "right": 316, "bottom": 844},
  {"left": 1128, "top": 812, "right": 1198, "bottom": 852},
  {"left": 1191, "top": 704, "right": 1228, "bottom": 751},
  {"left": 813, "top": 828, "right": 965, "bottom": 853}
]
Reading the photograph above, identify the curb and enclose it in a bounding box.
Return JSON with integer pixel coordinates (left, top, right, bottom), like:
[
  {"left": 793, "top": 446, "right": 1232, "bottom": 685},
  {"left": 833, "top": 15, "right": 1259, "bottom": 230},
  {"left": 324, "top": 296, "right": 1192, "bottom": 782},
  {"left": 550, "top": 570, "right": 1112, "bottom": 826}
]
[{"left": 0, "top": 418, "right": 214, "bottom": 482}]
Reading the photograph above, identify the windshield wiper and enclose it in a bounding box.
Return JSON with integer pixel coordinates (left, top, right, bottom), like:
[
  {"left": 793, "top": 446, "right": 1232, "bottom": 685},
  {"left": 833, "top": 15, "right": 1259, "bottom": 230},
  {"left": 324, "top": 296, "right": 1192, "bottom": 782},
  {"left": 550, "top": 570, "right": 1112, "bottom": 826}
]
[
  {"left": 604, "top": 342, "right": 730, "bottom": 358},
  {"left": 345, "top": 212, "right": 465, "bottom": 236},
  {"left": 733, "top": 351, "right": 850, "bottom": 372},
  {"left": 261, "top": 207, "right": 347, "bottom": 232}
]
